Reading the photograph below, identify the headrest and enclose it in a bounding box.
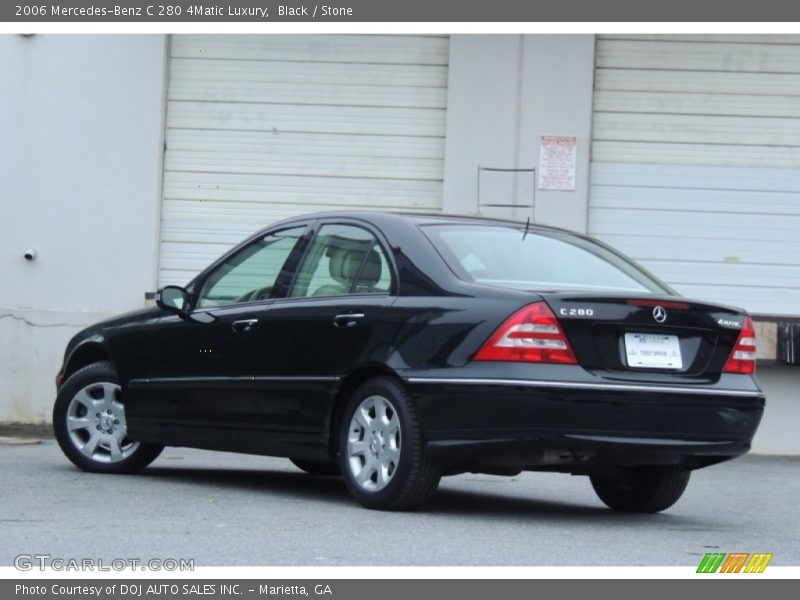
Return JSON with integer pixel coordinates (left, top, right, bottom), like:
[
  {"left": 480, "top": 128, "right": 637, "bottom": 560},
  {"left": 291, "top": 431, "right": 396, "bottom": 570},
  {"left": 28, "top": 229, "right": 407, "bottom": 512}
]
[
  {"left": 358, "top": 249, "right": 381, "bottom": 288},
  {"left": 327, "top": 247, "right": 382, "bottom": 288}
]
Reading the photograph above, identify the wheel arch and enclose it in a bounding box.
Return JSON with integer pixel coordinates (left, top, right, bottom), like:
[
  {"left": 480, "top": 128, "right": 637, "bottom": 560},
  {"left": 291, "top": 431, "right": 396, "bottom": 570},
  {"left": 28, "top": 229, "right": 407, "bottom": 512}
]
[
  {"left": 62, "top": 340, "right": 111, "bottom": 383},
  {"left": 327, "top": 363, "right": 406, "bottom": 459}
]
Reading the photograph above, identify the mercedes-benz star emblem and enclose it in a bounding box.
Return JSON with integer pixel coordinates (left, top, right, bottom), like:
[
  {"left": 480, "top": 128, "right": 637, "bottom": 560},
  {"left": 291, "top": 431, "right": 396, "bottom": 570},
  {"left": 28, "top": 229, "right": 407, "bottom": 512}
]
[{"left": 653, "top": 306, "right": 668, "bottom": 323}]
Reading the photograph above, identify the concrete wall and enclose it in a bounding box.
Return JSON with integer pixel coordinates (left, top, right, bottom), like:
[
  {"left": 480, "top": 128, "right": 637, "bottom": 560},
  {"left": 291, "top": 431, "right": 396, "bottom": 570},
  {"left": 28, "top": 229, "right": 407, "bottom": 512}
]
[
  {"left": 0, "top": 34, "right": 167, "bottom": 422},
  {"left": 442, "top": 34, "right": 595, "bottom": 233}
]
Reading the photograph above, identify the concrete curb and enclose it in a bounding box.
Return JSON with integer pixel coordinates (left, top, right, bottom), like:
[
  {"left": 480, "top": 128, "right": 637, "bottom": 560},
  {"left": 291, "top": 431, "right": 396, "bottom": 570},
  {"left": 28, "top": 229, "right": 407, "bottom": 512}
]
[
  {"left": 0, "top": 436, "right": 42, "bottom": 446},
  {"left": 0, "top": 423, "right": 53, "bottom": 439}
]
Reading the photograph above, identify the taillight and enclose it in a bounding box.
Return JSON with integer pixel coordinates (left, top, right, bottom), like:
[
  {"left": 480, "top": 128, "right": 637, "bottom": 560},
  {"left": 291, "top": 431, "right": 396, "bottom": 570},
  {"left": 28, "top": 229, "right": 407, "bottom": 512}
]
[
  {"left": 474, "top": 302, "right": 577, "bottom": 364},
  {"left": 722, "top": 316, "right": 757, "bottom": 374}
]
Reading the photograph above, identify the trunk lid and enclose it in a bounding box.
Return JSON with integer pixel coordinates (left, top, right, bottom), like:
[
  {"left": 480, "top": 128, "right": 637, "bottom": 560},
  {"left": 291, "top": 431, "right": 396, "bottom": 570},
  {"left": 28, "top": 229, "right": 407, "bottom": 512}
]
[{"left": 539, "top": 293, "right": 749, "bottom": 382}]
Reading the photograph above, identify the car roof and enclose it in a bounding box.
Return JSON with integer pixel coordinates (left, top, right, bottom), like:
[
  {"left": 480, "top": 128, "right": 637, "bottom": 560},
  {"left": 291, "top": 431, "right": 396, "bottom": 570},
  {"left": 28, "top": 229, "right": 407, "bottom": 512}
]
[{"left": 281, "top": 210, "right": 574, "bottom": 236}]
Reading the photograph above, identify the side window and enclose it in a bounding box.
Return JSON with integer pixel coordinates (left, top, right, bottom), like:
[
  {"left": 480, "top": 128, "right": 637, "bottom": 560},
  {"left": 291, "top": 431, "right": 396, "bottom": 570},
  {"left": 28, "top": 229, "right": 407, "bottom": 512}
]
[
  {"left": 355, "top": 241, "right": 392, "bottom": 294},
  {"left": 196, "top": 226, "right": 305, "bottom": 308},
  {"left": 290, "top": 224, "right": 393, "bottom": 298}
]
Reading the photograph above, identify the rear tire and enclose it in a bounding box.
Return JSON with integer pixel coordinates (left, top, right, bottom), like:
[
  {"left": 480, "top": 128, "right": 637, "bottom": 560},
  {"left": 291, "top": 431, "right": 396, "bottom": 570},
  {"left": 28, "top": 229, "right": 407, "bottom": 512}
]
[
  {"left": 290, "top": 458, "right": 340, "bottom": 476},
  {"left": 338, "top": 376, "right": 440, "bottom": 510},
  {"left": 590, "top": 465, "right": 690, "bottom": 513},
  {"left": 53, "top": 361, "right": 163, "bottom": 474}
]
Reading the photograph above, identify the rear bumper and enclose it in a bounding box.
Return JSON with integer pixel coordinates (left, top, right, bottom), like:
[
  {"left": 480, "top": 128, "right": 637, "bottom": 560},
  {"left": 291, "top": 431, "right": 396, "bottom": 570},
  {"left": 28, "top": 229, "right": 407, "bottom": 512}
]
[{"left": 405, "top": 375, "right": 765, "bottom": 470}]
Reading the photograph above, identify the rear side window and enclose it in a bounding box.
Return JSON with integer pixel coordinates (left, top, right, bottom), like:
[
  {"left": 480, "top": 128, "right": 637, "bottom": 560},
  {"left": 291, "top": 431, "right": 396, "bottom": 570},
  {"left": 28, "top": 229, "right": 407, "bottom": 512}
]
[
  {"left": 290, "top": 224, "right": 393, "bottom": 298},
  {"left": 423, "top": 224, "right": 670, "bottom": 294}
]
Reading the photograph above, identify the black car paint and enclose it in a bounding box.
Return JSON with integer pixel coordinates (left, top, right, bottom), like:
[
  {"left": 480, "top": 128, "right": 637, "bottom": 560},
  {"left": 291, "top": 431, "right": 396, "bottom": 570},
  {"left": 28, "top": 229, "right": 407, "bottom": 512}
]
[{"left": 57, "top": 212, "right": 765, "bottom": 474}]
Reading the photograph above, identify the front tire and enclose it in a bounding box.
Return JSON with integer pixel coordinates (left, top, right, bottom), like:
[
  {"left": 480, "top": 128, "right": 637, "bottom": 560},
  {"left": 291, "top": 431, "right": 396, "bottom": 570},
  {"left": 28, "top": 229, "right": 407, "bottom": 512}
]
[
  {"left": 53, "top": 361, "right": 163, "bottom": 473},
  {"left": 590, "top": 465, "right": 690, "bottom": 513},
  {"left": 338, "top": 377, "right": 440, "bottom": 510}
]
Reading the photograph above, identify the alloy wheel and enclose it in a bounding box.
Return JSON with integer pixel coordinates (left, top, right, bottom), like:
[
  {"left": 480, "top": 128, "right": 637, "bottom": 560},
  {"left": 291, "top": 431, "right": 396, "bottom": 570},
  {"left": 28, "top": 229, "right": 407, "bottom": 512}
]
[
  {"left": 66, "top": 382, "right": 139, "bottom": 463},
  {"left": 346, "top": 394, "right": 401, "bottom": 492}
]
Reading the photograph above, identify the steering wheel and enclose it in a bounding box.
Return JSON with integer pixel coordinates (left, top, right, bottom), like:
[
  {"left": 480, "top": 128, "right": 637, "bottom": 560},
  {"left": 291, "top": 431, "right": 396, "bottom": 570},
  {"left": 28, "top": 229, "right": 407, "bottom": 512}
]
[{"left": 236, "top": 286, "right": 272, "bottom": 302}]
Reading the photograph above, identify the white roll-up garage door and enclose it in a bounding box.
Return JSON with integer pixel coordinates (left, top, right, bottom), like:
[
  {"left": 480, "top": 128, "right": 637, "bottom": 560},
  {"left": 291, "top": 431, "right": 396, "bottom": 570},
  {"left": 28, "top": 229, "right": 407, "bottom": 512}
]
[
  {"left": 159, "top": 34, "right": 449, "bottom": 287},
  {"left": 589, "top": 35, "right": 800, "bottom": 317}
]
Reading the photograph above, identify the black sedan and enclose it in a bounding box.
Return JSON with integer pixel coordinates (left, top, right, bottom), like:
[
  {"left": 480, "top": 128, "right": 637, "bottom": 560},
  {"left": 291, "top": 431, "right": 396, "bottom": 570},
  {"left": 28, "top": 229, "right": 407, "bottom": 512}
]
[{"left": 53, "top": 212, "right": 765, "bottom": 511}]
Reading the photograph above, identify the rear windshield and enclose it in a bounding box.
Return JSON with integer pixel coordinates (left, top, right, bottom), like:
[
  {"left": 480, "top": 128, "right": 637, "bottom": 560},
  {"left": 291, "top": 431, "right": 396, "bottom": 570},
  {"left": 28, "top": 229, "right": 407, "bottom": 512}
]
[{"left": 423, "top": 224, "right": 671, "bottom": 294}]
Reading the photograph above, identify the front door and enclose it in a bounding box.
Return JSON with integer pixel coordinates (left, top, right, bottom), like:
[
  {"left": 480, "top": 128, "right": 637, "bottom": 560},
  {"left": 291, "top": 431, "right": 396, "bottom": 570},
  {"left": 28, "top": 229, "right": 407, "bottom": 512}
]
[{"left": 140, "top": 224, "right": 310, "bottom": 435}]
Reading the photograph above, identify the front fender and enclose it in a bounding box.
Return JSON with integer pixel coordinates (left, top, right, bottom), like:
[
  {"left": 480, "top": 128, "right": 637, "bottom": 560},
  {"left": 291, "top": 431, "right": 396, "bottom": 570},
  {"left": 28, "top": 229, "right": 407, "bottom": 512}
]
[{"left": 59, "top": 335, "right": 109, "bottom": 388}]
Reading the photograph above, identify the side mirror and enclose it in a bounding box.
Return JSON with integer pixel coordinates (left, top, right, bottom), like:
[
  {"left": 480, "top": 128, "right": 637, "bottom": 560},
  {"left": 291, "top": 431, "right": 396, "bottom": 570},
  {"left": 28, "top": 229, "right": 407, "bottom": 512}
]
[
  {"left": 156, "top": 286, "right": 215, "bottom": 324},
  {"left": 156, "top": 286, "right": 191, "bottom": 314}
]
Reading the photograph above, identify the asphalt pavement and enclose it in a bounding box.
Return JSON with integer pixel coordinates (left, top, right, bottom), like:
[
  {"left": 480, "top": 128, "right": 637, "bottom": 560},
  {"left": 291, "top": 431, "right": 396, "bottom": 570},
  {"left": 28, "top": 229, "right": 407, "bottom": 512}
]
[{"left": 1, "top": 439, "right": 798, "bottom": 566}]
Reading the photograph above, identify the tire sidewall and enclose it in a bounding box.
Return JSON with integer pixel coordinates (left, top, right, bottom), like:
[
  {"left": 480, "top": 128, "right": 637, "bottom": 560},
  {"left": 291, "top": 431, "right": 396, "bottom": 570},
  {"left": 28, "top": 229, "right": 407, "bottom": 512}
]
[{"left": 338, "top": 377, "right": 420, "bottom": 509}]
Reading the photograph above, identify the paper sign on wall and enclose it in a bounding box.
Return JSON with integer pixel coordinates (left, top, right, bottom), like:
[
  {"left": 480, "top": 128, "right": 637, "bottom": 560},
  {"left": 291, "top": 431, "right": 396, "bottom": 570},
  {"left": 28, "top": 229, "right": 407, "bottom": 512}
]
[{"left": 538, "top": 135, "right": 577, "bottom": 191}]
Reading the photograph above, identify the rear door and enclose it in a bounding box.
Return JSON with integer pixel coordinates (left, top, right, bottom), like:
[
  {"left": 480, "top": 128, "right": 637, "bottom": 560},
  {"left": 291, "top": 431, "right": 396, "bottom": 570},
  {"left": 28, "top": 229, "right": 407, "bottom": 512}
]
[{"left": 247, "top": 221, "right": 397, "bottom": 435}]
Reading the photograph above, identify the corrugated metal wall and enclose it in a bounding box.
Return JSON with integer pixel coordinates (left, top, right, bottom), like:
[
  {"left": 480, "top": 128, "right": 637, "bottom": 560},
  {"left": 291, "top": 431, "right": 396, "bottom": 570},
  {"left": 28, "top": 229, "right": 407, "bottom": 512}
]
[
  {"left": 159, "top": 34, "right": 449, "bottom": 287},
  {"left": 589, "top": 34, "right": 800, "bottom": 316}
]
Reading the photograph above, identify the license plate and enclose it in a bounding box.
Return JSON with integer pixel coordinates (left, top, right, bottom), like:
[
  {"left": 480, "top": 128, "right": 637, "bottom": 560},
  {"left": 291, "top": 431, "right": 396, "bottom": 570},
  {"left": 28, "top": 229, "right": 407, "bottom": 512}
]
[{"left": 624, "top": 333, "right": 682, "bottom": 369}]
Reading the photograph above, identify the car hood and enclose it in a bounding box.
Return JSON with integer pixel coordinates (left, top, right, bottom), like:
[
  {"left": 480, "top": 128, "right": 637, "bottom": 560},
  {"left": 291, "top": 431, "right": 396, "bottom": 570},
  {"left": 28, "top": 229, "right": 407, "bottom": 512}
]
[{"left": 90, "top": 306, "right": 164, "bottom": 330}]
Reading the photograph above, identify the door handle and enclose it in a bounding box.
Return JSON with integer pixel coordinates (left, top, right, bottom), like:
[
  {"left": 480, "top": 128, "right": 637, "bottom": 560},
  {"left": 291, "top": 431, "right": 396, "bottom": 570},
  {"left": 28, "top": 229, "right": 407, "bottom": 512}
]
[
  {"left": 333, "top": 313, "right": 365, "bottom": 328},
  {"left": 232, "top": 318, "right": 259, "bottom": 333}
]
